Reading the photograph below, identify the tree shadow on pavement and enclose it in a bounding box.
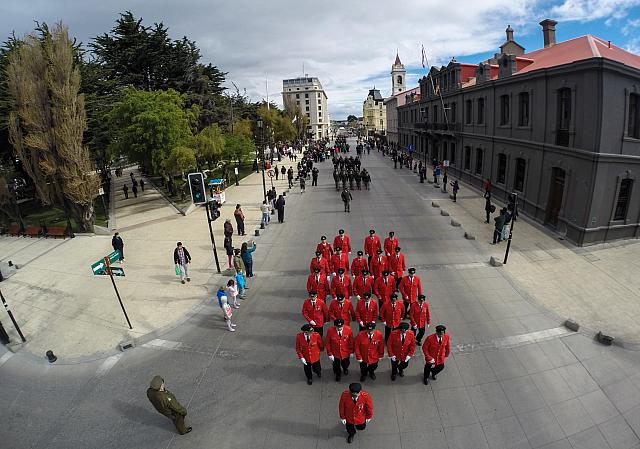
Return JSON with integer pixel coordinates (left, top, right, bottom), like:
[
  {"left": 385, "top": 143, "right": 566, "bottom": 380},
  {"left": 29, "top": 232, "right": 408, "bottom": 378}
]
[{"left": 112, "top": 399, "right": 170, "bottom": 431}]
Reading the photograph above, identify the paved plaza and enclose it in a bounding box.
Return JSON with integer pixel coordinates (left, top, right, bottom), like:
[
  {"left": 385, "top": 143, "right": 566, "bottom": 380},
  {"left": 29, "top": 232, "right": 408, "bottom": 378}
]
[{"left": 1, "top": 140, "right": 640, "bottom": 448}]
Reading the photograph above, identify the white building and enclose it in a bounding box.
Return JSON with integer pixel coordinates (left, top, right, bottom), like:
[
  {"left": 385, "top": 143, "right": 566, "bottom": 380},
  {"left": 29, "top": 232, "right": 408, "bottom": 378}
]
[{"left": 282, "top": 76, "right": 329, "bottom": 139}]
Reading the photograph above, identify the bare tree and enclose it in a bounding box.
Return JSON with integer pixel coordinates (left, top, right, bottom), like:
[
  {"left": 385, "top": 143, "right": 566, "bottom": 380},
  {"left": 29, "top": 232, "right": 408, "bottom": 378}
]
[{"left": 6, "top": 23, "right": 99, "bottom": 232}]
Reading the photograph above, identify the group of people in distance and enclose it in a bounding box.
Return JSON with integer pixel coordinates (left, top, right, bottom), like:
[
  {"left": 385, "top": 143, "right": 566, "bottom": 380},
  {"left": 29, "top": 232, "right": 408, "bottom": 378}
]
[{"left": 296, "top": 228, "right": 451, "bottom": 443}]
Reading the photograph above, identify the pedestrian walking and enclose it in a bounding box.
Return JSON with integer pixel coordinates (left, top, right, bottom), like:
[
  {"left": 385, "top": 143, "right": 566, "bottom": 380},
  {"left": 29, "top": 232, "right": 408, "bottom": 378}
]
[
  {"left": 302, "top": 291, "right": 329, "bottom": 335},
  {"left": 422, "top": 324, "right": 450, "bottom": 385},
  {"left": 310, "top": 251, "right": 331, "bottom": 277},
  {"left": 173, "top": 242, "right": 191, "bottom": 284},
  {"left": 132, "top": 183, "right": 138, "bottom": 198},
  {"left": 333, "top": 229, "right": 352, "bottom": 254},
  {"left": 226, "top": 278, "right": 240, "bottom": 308},
  {"left": 235, "top": 269, "right": 247, "bottom": 299},
  {"left": 383, "top": 231, "right": 398, "bottom": 257},
  {"left": 363, "top": 230, "right": 381, "bottom": 266},
  {"left": 380, "top": 293, "right": 404, "bottom": 341},
  {"left": 274, "top": 164, "right": 279, "bottom": 180},
  {"left": 370, "top": 249, "right": 388, "bottom": 280},
  {"left": 326, "top": 318, "right": 355, "bottom": 382},
  {"left": 451, "top": 180, "right": 459, "bottom": 202},
  {"left": 146, "top": 376, "right": 192, "bottom": 435},
  {"left": 484, "top": 193, "right": 495, "bottom": 223},
  {"left": 329, "top": 294, "right": 356, "bottom": 325},
  {"left": 300, "top": 176, "right": 306, "bottom": 192},
  {"left": 307, "top": 267, "right": 331, "bottom": 301},
  {"left": 339, "top": 382, "right": 373, "bottom": 444},
  {"left": 350, "top": 251, "right": 368, "bottom": 279},
  {"left": 275, "top": 194, "right": 286, "bottom": 223},
  {"left": 312, "top": 167, "right": 319, "bottom": 186},
  {"left": 410, "top": 294, "right": 431, "bottom": 345},
  {"left": 374, "top": 270, "right": 394, "bottom": 308},
  {"left": 122, "top": 184, "right": 129, "bottom": 199},
  {"left": 399, "top": 267, "right": 423, "bottom": 318},
  {"left": 330, "top": 247, "right": 349, "bottom": 276},
  {"left": 224, "top": 236, "right": 234, "bottom": 269},
  {"left": 492, "top": 208, "right": 507, "bottom": 244},
  {"left": 316, "top": 235, "right": 333, "bottom": 260},
  {"left": 330, "top": 268, "right": 352, "bottom": 301},
  {"left": 341, "top": 187, "right": 352, "bottom": 212},
  {"left": 220, "top": 294, "right": 236, "bottom": 331},
  {"left": 234, "top": 204, "right": 246, "bottom": 236},
  {"left": 355, "top": 322, "right": 384, "bottom": 381},
  {"left": 296, "top": 324, "right": 324, "bottom": 385},
  {"left": 241, "top": 241, "right": 256, "bottom": 277},
  {"left": 224, "top": 219, "right": 234, "bottom": 239},
  {"left": 355, "top": 292, "right": 378, "bottom": 331},
  {"left": 281, "top": 165, "right": 286, "bottom": 179},
  {"left": 484, "top": 178, "right": 492, "bottom": 196},
  {"left": 111, "top": 231, "right": 124, "bottom": 262},
  {"left": 387, "top": 322, "right": 416, "bottom": 381},
  {"left": 287, "top": 167, "right": 294, "bottom": 188},
  {"left": 260, "top": 201, "right": 270, "bottom": 227},
  {"left": 139, "top": 179, "right": 145, "bottom": 192},
  {"left": 233, "top": 248, "right": 246, "bottom": 275}
]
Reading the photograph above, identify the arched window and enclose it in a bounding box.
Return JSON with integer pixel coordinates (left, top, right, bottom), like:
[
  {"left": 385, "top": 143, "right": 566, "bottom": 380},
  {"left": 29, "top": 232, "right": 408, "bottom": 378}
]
[{"left": 397, "top": 75, "right": 403, "bottom": 85}]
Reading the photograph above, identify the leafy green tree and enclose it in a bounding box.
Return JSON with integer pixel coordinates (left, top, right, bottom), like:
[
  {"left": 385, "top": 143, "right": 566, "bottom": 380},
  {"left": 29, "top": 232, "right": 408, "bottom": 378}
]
[
  {"left": 193, "top": 123, "right": 224, "bottom": 169},
  {"left": 163, "top": 146, "right": 196, "bottom": 176},
  {"left": 107, "top": 88, "right": 194, "bottom": 173}
]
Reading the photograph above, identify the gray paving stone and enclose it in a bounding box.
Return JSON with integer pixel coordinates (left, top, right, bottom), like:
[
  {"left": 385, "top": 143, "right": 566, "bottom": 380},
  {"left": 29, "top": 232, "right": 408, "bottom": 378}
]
[
  {"left": 519, "top": 313, "right": 560, "bottom": 333},
  {"left": 502, "top": 376, "right": 547, "bottom": 414},
  {"left": 518, "top": 407, "right": 566, "bottom": 448},
  {"left": 485, "top": 348, "right": 529, "bottom": 380},
  {"left": 550, "top": 397, "right": 595, "bottom": 437},
  {"left": 444, "top": 423, "right": 489, "bottom": 449},
  {"left": 434, "top": 387, "right": 479, "bottom": 427},
  {"left": 429, "top": 357, "right": 466, "bottom": 390},
  {"left": 483, "top": 302, "right": 517, "bottom": 321},
  {"left": 598, "top": 415, "right": 640, "bottom": 449},
  {"left": 537, "top": 339, "right": 579, "bottom": 369},
  {"left": 455, "top": 352, "right": 498, "bottom": 387},
  {"left": 513, "top": 343, "right": 554, "bottom": 375},
  {"left": 603, "top": 377, "right": 640, "bottom": 414},
  {"left": 537, "top": 440, "right": 573, "bottom": 449},
  {"left": 494, "top": 317, "right": 529, "bottom": 335},
  {"left": 623, "top": 405, "right": 640, "bottom": 436},
  {"left": 567, "top": 425, "right": 611, "bottom": 449},
  {"left": 395, "top": 390, "right": 441, "bottom": 432},
  {"left": 468, "top": 381, "right": 514, "bottom": 423},
  {"left": 482, "top": 415, "right": 531, "bottom": 449},
  {"left": 533, "top": 369, "right": 576, "bottom": 406},
  {"left": 356, "top": 431, "right": 399, "bottom": 449},
  {"left": 579, "top": 390, "right": 620, "bottom": 425},
  {"left": 467, "top": 320, "right": 506, "bottom": 341},
  {"left": 583, "top": 355, "right": 628, "bottom": 387},
  {"left": 560, "top": 334, "right": 609, "bottom": 360},
  {"left": 557, "top": 363, "right": 600, "bottom": 396},
  {"left": 459, "top": 304, "right": 493, "bottom": 323},
  {"left": 399, "top": 428, "right": 447, "bottom": 448}
]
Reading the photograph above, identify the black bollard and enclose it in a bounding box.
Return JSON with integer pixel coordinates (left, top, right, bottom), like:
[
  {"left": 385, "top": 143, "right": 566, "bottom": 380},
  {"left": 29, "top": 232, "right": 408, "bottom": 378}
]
[{"left": 46, "top": 350, "right": 57, "bottom": 363}]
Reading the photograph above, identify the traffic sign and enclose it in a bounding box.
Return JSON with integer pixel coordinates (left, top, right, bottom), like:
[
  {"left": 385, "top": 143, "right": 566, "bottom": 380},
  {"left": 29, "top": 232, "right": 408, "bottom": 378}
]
[
  {"left": 91, "top": 260, "right": 106, "bottom": 275},
  {"left": 110, "top": 266, "right": 125, "bottom": 277},
  {"left": 267, "top": 169, "right": 275, "bottom": 178},
  {"left": 408, "top": 144, "right": 414, "bottom": 153},
  {"left": 108, "top": 250, "right": 121, "bottom": 264}
]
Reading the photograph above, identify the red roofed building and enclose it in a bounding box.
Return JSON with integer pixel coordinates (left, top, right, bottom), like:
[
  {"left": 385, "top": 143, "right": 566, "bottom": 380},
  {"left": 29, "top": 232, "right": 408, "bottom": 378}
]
[{"left": 397, "top": 19, "right": 640, "bottom": 245}]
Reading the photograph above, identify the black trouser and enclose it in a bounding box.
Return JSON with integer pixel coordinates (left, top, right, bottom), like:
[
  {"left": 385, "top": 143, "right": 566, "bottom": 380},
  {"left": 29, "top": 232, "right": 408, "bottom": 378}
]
[
  {"left": 288, "top": 178, "right": 293, "bottom": 187},
  {"left": 452, "top": 192, "right": 457, "bottom": 201},
  {"left": 403, "top": 300, "right": 410, "bottom": 318},
  {"left": 424, "top": 363, "right": 445, "bottom": 380},
  {"left": 486, "top": 211, "right": 490, "bottom": 223},
  {"left": 236, "top": 220, "right": 244, "bottom": 235},
  {"left": 169, "top": 412, "right": 188, "bottom": 434},
  {"left": 312, "top": 178, "right": 317, "bottom": 186},
  {"left": 391, "top": 359, "right": 409, "bottom": 376},
  {"left": 384, "top": 326, "right": 392, "bottom": 341},
  {"left": 346, "top": 422, "right": 366, "bottom": 437},
  {"left": 313, "top": 326, "right": 324, "bottom": 336},
  {"left": 303, "top": 361, "right": 322, "bottom": 380},
  {"left": 414, "top": 327, "right": 425, "bottom": 345},
  {"left": 344, "top": 201, "right": 350, "bottom": 212},
  {"left": 360, "top": 361, "right": 378, "bottom": 377},
  {"left": 493, "top": 229, "right": 502, "bottom": 244},
  {"left": 335, "top": 180, "right": 339, "bottom": 190},
  {"left": 332, "top": 357, "right": 350, "bottom": 375}
]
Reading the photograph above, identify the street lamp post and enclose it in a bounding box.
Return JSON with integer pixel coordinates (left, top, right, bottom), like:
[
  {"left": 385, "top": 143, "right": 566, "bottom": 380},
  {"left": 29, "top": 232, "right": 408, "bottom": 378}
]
[
  {"left": 503, "top": 192, "right": 518, "bottom": 264},
  {"left": 234, "top": 158, "right": 239, "bottom": 186},
  {"left": 256, "top": 118, "right": 267, "bottom": 202}
]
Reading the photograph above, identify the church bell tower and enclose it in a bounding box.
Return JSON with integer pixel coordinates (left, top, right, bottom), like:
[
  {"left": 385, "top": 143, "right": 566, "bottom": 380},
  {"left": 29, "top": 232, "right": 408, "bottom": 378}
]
[{"left": 391, "top": 52, "right": 406, "bottom": 95}]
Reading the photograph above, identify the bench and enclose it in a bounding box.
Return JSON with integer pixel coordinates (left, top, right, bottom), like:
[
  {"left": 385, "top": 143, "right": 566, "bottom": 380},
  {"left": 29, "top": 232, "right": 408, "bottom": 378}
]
[
  {"left": 25, "top": 225, "right": 41, "bottom": 238},
  {"left": 46, "top": 226, "right": 67, "bottom": 239},
  {"left": 8, "top": 224, "right": 21, "bottom": 236}
]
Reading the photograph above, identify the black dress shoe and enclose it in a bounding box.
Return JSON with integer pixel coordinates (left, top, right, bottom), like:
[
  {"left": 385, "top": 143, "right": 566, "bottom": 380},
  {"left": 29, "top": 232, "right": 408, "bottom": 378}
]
[
  {"left": 360, "top": 375, "right": 366, "bottom": 382},
  {"left": 423, "top": 377, "right": 429, "bottom": 385},
  {"left": 343, "top": 368, "right": 349, "bottom": 375},
  {"left": 347, "top": 434, "right": 354, "bottom": 444},
  {"left": 369, "top": 372, "right": 376, "bottom": 380},
  {"left": 432, "top": 374, "right": 437, "bottom": 380},
  {"left": 316, "top": 371, "right": 321, "bottom": 378},
  {"left": 335, "top": 375, "right": 341, "bottom": 382},
  {"left": 391, "top": 374, "right": 396, "bottom": 381},
  {"left": 181, "top": 427, "right": 193, "bottom": 435},
  {"left": 398, "top": 370, "right": 404, "bottom": 377},
  {"left": 307, "top": 379, "right": 313, "bottom": 385}
]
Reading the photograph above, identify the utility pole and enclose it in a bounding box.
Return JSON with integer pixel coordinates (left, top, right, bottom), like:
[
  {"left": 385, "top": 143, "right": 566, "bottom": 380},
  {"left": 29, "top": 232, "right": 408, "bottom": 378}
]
[{"left": 503, "top": 192, "right": 518, "bottom": 264}]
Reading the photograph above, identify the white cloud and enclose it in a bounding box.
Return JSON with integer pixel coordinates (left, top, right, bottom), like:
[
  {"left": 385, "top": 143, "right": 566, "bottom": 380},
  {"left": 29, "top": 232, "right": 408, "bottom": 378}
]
[{"left": 550, "top": 0, "right": 640, "bottom": 22}]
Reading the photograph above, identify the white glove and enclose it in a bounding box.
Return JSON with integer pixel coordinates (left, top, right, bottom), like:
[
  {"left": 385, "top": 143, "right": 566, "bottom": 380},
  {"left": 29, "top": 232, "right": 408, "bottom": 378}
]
[
  {"left": 390, "top": 356, "right": 397, "bottom": 362},
  {"left": 300, "top": 358, "right": 307, "bottom": 365},
  {"left": 366, "top": 419, "right": 371, "bottom": 424},
  {"left": 357, "top": 359, "right": 362, "bottom": 363},
  {"left": 359, "top": 321, "right": 364, "bottom": 327},
  {"left": 350, "top": 353, "right": 354, "bottom": 359},
  {"left": 356, "top": 295, "right": 361, "bottom": 300},
  {"left": 404, "top": 356, "right": 411, "bottom": 363},
  {"left": 329, "top": 355, "right": 335, "bottom": 361},
  {"left": 426, "top": 324, "right": 430, "bottom": 328},
  {"left": 332, "top": 272, "right": 336, "bottom": 277},
  {"left": 382, "top": 322, "right": 387, "bottom": 326},
  {"left": 412, "top": 326, "right": 417, "bottom": 331},
  {"left": 309, "top": 320, "right": 316, "bottom": 326},
  {"left": 341, "top": 419, "right": 347, "bottom": 425}
]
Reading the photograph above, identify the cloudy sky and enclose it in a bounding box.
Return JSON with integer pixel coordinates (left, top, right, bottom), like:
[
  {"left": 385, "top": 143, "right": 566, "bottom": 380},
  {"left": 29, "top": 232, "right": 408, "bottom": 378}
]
[{"left": 2, "top": 0, "right": 640, "bottom": 119}]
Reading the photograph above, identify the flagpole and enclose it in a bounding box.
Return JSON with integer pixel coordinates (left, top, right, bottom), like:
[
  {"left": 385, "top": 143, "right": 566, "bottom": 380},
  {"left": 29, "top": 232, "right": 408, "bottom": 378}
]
[{"left": 422, "top": 45, "right": 449, "bottom": 130}]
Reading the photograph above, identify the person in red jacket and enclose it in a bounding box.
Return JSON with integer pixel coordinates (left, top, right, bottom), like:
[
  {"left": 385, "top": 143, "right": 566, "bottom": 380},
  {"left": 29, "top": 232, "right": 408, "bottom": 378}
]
[
  {"left": 316, "top": 235, "right": 333, "bottom": 260},
  {"left": 307, "top": 267, "right": 330, "bottom": 301},
  {"left": 309, "top": 251, "right": 331, "bottom": 276},
  {"left": 355, "top": 292, "right": 378, "bottom": 331},
  {"left": 353, "top": 268, "right": 375, "bottom": 300},
  {"left": 388, "top": 246, "right": 406, "bottom": 287},
  {"left": 398, "top": 267, "right": 423, "bottom": 318},
  {"left": 339, "top": 382, "right": 373, "bottom": 444},
  {"left": 422, "top": 324, "right": 451, "bottom": 385},
  {"left": 383, "top": 231, "right": 399, "bottom": 257},
  {"left": 329, "top": 294, "right": 356, "bottom": 324},
  {"left": 355, "top": 322, "right": 384, "bottom": 381},
  {"left": 387, "top": 322, "right": 416, "bottom": 381},
  {"left": 374, "top": 270, "right": 395, "bottom": 308},
  {"left": 296, "top": 324, "right": 325, "bottom": 385},
  {"left": 330, "top": 268, "right": 351, "bottom": 300},
  {"left": 302, "top": 292, "right": 329, "bottom": 335},
  {"left": 410, "top": 294, "right": 431, "bottom": 345},
  {"left": 363, "top": 229, "right": 381, "bottom": 265},
  {"left": 350, "top": 251, "right": 369, "bottom": 278},
  {"left": 380, "top": 293, "right": 405, "bottom": 341},
  {"left": 333, "top": 229, "right": 352, "bottom": 254},
  {"left": 330, "top": 246, "right": 350, "bottom": 275},
  {"left": 326, "top": 318, "right": 355, "bottom": 381},
  {"left": 370, "top": 249, "right": 388, "bottom": 279}
]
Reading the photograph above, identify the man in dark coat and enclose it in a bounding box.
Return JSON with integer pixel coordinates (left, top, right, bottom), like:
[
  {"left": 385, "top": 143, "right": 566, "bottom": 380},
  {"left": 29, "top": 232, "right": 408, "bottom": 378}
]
[
  {"left": 111, "top": 231, "right": 124, "bottom": 262},
  {"left": 275, "top": 195, "right": 286, "bottom": 223},
  {"left": 146, "top": 375, "right": 192, "bottom": 434},
  {"left": 341, "top": 188, "right": 353, "bottom": 213}
]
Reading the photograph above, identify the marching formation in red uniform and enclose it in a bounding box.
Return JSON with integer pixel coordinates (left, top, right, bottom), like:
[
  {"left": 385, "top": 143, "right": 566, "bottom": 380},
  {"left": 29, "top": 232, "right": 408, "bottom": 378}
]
[{"left": 295, "top": 228, "right": 452, "bottom": 443}]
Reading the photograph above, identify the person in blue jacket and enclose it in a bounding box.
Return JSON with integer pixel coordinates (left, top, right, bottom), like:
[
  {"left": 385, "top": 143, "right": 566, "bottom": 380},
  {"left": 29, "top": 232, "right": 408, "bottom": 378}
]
[{"left": 241, "top": 241, "right": 257, "bottom": 278}]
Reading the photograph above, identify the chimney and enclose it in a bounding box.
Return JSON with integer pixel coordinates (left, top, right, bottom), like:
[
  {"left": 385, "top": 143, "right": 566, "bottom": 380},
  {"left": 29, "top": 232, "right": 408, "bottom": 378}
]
[{"left": 540, "top": 19, "right": 558, "bottom": 48}]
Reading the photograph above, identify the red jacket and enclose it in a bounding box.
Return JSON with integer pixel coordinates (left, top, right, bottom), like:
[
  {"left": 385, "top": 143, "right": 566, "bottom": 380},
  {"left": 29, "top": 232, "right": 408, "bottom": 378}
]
[
  {"left": 383, "top": 236, "right": 399, "bottom": 256},
  {"left": 374, "top": 275, "right": 395, "bottom": 305},
  {"left": 350, "top": 257, "right": 369, "bottom": 278},
  {"left": 387, "top": 329, "right": 416, "bottom": 360},
  {"left": 333, "top": 234, "right": 352, "bottom": 253},
  {"left": 380, "top": 301, "right": 405, "bottom": 329},
  {"left": 316, "top": 242, "right": 333, "bottom": 260},
  {"left": 370, "top": 255, "right": 388, "bottom": 279},
  {"left": 355, "top": 330, "right": 384, "bottom": 363},
  {"left": 409, "top": 301, "right": 431, "bottom": 328},
  {"left": 399, "top": 275, "right": 423, "bottom": 304},
  {"left": 329, "top": 299, "right": 356, "bottom": 324},
  {"left": 309, "top": 256, "right": 331, "bottom": 276},
  {"left": 306, "top": 272, "right": 330, "bottom": 299},
  {"left": 302, "top": 298, "right": 329, "bottom": 327},
  {"left": 339, "top": 390, "right": 373, "bottom": 425},
  {"left": 388, "top": 252, "right": 406, "bottom": 279},
  {"left": 353, "top": 275, "right": 375, "bottom": 299},
  {"left": 355, "top": 298, "right": 378, "bottom": 326},
  {"left": 325, "top": 326, "right": 354, "bottom": 359},
  {"left": 363, "top": 235, "right": 381, "bottom": 257},
  {"left": 330, "top": 274, "right": 352, "bottom": 299},
  {"left": 422, "top": 333, "right": 450, "bottom": 365},
  {"left": 295, "top": 332, "right": 324, "bottom": 363},
  {"left": 330, "top": 252, "right": 350, "bottom": 274}
]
